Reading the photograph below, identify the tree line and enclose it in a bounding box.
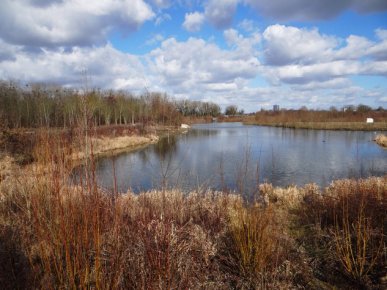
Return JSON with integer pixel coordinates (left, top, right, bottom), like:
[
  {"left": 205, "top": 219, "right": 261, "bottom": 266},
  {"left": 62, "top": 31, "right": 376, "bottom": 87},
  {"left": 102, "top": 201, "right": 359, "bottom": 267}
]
[{"left": 0, "top": 81, "right": 221, "bottom": 129}]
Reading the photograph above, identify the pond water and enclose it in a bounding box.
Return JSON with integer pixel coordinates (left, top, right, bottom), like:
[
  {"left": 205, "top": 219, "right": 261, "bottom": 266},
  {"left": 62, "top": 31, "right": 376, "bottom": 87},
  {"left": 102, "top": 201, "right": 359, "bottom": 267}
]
[{"left": 74, "top": 123, "right": 387, "bottom": 196}]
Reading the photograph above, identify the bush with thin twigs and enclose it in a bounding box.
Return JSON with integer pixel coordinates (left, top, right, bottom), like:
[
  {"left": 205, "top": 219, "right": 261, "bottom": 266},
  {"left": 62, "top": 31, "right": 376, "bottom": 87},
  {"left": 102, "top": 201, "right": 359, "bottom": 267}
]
[
  {"left": 223, "top": 203, "right": 297, "bottom": 288},
  {"left": 296, "top": 177, "right": 386, "bottom": 288}
]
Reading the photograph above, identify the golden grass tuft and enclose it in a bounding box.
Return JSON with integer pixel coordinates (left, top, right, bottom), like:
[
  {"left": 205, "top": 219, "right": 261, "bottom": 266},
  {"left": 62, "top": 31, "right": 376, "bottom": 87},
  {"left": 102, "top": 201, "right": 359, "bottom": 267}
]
[{"left": 375, "top": 134, "right": 387, "bottom": 148}]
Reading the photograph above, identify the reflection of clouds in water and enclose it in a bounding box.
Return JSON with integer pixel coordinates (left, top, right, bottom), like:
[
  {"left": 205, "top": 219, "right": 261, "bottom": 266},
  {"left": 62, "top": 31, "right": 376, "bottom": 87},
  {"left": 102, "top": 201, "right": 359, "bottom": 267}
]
[{"left": 86, "top": 123, "right": 387, "bottom": 194}]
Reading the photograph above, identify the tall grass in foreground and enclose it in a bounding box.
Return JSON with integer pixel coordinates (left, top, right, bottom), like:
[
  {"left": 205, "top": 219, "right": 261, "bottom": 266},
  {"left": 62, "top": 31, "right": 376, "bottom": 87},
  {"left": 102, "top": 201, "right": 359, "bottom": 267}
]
[
  {"left": 0, "top": 128, "right": 385, "bottom": 289},
  {"left": 267, "top": 178, "right": 387, "bottom": 288}
]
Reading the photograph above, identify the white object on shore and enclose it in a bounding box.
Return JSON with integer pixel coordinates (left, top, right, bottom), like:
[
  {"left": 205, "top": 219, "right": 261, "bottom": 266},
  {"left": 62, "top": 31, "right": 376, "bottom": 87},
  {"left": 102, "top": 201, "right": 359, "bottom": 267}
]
[
  {"left": 366, "top": 118, "right": 374, "bottom": 123},
  {"left": 181, "top": 124, "right": 190, "bottom": 129}
]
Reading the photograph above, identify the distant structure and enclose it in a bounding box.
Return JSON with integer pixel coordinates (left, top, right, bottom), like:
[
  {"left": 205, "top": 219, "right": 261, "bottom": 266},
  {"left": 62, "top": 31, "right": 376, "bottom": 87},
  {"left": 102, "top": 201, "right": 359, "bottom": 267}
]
[
  {"left": 343, "top": 105, "right": 356, "bottom": 112},
  {"left": 366, "top": 118, "right": 374, "bottom": 124},
  {"left": 273, "top": 105, "right": 280, "bottom": 112}
]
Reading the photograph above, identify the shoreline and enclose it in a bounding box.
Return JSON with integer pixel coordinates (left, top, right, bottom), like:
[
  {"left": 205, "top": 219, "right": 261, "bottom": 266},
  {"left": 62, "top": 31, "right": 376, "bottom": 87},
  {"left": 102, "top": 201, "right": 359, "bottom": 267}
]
[
  {"left": 69, "top": 134, "right": 160, "bottom": 161},
  {"left": 0, "top": 124, "right": 189, "bottom": 180},
  {"left": 243, "top": 120, "right": 387, "bottom": 131}
]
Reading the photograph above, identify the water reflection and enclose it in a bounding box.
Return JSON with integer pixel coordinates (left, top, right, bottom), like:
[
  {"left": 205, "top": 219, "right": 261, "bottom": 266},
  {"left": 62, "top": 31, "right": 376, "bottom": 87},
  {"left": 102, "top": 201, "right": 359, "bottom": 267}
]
[
  {"left": 153, "top": 135, "right": 178, "bottom": 160},
  {"left": 78, "top": 123, "right": 386, "bottom": 195}
]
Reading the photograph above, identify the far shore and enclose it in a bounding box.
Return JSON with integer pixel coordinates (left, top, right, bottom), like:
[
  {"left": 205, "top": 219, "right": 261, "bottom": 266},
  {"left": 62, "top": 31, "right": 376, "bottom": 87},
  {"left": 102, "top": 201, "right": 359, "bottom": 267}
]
[{"left": 243, "top": 120, "right": 387, "bottom": 131}]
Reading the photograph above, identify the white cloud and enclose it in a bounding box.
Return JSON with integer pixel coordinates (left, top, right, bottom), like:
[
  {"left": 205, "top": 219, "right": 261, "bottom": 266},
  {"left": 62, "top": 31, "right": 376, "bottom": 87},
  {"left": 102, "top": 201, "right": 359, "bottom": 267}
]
[
  {"left": 263, "top": 25, "right": 337, "bottom": 65},
  {"left": 260, "top": 25, "right": 387, "bottom": 87},
  {"left": 204, "top": 0, "right": 239, "bottom": 29},
  {"left": 147, "top": 35, "right": 260, "bottom": 106},
  {"left": 335, "top": 35, "right": 373, "bottom": 60},
  {"left": 183, "top": 12, "right": 205, "bottom": 32},
  {"left": 0, "top": 43, "right": 147, "bottom": 90},
  {"left": 0, "top": 0, "right": 154, "bottom": 48},
  {"left": 368, "top": 29, "right": 387, "bottom": 60},
  {"left": 0, "top": 0, "right": 385, "bottom": 113}
]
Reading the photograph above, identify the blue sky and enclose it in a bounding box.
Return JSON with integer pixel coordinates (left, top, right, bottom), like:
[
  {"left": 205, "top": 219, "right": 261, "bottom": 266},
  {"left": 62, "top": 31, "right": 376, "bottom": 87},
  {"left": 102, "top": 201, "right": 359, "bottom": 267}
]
[{"left": 0, "top": 0, "right": 386, "bottom": 111}]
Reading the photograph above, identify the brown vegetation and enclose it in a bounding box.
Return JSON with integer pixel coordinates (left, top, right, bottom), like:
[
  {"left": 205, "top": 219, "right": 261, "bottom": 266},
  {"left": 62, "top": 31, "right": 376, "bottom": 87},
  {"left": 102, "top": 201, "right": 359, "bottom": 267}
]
[
  {"left": 248, "top": 108, "right": 387, "bottom": 131},
  {"left": 260, "top": 178, "right": 387, "bottom": 288},
  {"left": 375, "top": 134, "right": 387, "bottom": 148}
]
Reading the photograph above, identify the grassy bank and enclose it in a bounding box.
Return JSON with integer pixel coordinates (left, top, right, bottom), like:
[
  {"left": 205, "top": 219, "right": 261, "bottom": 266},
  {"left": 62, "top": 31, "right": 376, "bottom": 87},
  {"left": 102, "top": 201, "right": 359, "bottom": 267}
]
[
  {"left": 0, "top": 130, "right": 385, "bottom": 289},
  {"left": 375, "top": 134, "right": 387, "bottom": 148},
  {"left": 244, "top": 121, "right": 387, "bottom": 131},
  {"left": 247, "top": 109, "right": 387, "bottom": 131}
]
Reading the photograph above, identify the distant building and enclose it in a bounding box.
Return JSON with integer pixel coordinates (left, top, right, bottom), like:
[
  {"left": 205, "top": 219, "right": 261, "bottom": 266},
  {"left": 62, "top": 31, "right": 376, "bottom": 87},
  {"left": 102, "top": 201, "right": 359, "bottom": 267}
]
[
  {"left": 343, "top": 105, "right": 356, "bottom": 112},
  {"left": 273, "top": 105, "right": 280, "bottom": 112}
]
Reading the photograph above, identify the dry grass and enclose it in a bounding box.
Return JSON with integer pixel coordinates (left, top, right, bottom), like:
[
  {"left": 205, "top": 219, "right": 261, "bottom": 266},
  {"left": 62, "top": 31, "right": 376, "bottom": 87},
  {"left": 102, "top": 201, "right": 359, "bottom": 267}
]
[
  {"left": 375, "top": 134, "right": 387, "bottom": 148},
  {"left": 69, "top": 135, "right": 159, "bottom": 161},
  {"left": 0, "top": 156, "right": 19, "bottom": 182},
  {"left": 294, "top": 177, "right": 387, "bottom": 288},
  {"left": 247, "top": 109, "right": 387, "bottom": 131}
]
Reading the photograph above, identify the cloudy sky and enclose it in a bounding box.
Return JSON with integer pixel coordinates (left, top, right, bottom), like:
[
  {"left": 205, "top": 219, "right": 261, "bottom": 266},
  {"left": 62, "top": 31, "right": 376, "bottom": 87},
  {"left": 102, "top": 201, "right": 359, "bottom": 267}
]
[{"left": 1, "top": 0, "right": 386, "bottom": 111}]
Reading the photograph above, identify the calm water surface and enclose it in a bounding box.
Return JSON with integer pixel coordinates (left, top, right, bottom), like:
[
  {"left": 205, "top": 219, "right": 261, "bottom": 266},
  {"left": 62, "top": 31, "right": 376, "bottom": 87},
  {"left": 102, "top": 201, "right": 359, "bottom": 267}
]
[{"left": 76, "top": 123, "right": 386, "bottom": 195}]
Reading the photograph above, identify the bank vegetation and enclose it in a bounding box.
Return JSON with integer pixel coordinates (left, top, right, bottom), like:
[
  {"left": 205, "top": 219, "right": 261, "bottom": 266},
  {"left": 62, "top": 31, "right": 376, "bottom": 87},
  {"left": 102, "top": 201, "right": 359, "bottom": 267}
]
[
  {"left": 247, "top": 107, "right": 387, "bottom": 131},
  {"left": 375, "top": 134, "right": 387, "bottom": 148}
]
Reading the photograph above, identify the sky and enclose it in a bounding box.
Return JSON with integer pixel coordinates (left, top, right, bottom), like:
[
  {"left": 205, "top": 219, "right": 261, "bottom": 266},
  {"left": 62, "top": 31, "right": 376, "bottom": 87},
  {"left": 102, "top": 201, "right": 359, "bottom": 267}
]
[{"left": 0, "top": 0, "right": 387, "bottom": 112}]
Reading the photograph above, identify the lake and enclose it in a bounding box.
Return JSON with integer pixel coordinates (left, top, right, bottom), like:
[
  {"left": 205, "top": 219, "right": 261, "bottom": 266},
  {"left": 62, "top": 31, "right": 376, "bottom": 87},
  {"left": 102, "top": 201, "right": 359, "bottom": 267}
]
[{"left": 75, "top": 123, "right": 387, "bottom": 196}]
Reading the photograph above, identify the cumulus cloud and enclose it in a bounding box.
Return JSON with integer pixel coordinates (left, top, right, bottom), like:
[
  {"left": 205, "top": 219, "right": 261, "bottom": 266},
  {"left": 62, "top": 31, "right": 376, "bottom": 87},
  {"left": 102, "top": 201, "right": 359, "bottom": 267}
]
[
  {"left": 0, "top": 43, "right": 147, "bottom": 90},
  {"left": 245, "top": 0, "right": 387, "bottom": 21},
  {"left": 263, "top": 25, "right": 337, "bottom": 65},
  {"left": 261, "top": 25, "right": 387, "bottom": 86},
  {"left": 183, "top": 1, "right": 386, "bottom": 32},
  {"left": 0, "top": 0, "right": 385, "bottom": 112},
  {"left": 368, "top": 29, "right": 387, "bottom": 60},
  {"left": 204, "top": 0, "right": 239, "bottom": 29},
  {"left": 335, "top": 35, "right": 373, "bottom": 60},
  {"left": 0, "top": 0, "right": 154, "bottom": 48},
  {"left": 147, "top": 35, "right": 260, "bottom": 106},
  {"left": 183, "top": 12, "right": 205, "bottom": 32}
]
